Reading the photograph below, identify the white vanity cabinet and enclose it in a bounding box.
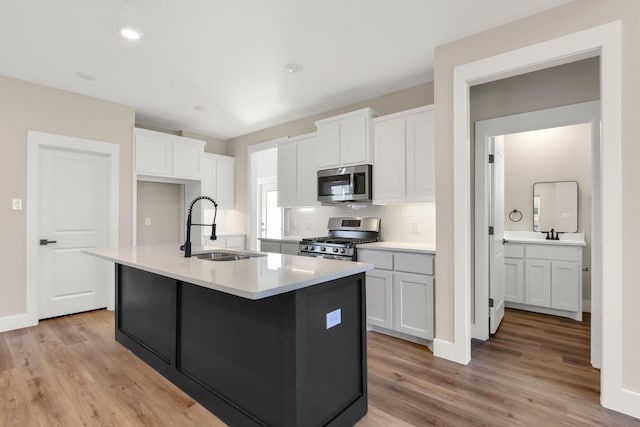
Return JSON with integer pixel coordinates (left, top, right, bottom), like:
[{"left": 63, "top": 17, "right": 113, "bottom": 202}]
[
  {"left": 315, "top": 108, "right": 377, "bottom": 169},
  {"left": 358, "top": 248, "right": 434, "bottom": 342},
  {"left": 202, "top": 153, "right": 235, "bottom": 209},
  {"left": 134, "top": 128, "right": 204, "bottom": 180},
  {"left": 277, "top": 133, "right": 320, "bottom": 207},
  {"left": 504, "top": 242, "right": 582, "bottom": 320},
  {"left": 373, "top": 105, "right": 435, "bottom": 204}
]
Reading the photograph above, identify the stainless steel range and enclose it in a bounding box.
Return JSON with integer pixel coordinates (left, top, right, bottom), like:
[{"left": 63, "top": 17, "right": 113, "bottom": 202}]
[{"left": 298, "top": 217, "right": 380, "bottom": 261}]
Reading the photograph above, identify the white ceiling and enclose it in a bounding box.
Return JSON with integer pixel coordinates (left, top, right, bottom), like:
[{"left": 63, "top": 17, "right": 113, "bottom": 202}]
[{"left": 0, "top": 0, "right": 570, "bottom": 139}]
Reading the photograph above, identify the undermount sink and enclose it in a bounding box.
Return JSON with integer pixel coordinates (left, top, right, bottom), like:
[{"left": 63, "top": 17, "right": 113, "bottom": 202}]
[{"left": 195, "top": 250, "right": 267, "bottom": 262}]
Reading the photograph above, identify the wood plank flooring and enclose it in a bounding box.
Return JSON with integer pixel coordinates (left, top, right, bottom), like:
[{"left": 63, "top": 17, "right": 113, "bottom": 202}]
[{"left": 0, "top": 309, "right": 638, "bottom": 426}]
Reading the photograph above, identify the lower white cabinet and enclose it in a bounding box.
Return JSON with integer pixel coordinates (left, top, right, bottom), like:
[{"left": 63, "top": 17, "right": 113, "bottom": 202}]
[
  {"left": 393, "top": 272, "right": 434, "bottom": 339},
  {"left": 259, "top": 239, "right": 299, "bottom": 255},
  {"left": 359, "top": 248, "right": 435, "bottom": 341},
  {"left": 365, "top": 269, "right": 393, "bottom": 329},
  {"left": 505, "top": 242, "right": 582, "bottom": 320}
]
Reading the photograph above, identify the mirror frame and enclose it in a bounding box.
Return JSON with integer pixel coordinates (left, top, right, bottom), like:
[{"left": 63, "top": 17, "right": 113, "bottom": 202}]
[{"left": 532, "top": 180, "right": 579, "bottom": 233}]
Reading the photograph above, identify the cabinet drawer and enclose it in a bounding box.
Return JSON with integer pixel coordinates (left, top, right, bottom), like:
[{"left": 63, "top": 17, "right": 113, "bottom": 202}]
[
  {"left": 395, "top": 253, "right": 433, "bottom": 275},
  {"left": 505, "top": 244, "right": 524, "bottom": 259},
  {"left": 260, "top": 240, "right": 281, "bottom": 253},
  {"left": 526, "top": 245, "right": 581, "bottom": 262},
  {"left": 358, "top": 250, "right": 393, "bottom": 270}
]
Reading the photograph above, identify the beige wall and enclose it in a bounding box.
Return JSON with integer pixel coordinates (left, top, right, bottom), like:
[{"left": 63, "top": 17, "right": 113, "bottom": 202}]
[
  {"left": 226, "top": 82, "right": 435, "bottom": 233},
  {"left": 503, "top": 124, "right": 591, "bottom": 300},
  {"left": 180, "top": 131, "right": 227, "bottom": 156},
  {"left": 434, "top": 0, "right": 640, "bottom": 392},
  {"left": 136, "top": 181, "right": 184, "bottom": 245},
  {"left": 0, "top": 75, "right": 134, "bottom": 318}
]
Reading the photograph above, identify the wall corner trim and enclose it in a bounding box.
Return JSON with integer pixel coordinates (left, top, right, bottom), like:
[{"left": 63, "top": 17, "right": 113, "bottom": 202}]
[{"left": 433, "top": 338, "right": 470, "bottom": 365}]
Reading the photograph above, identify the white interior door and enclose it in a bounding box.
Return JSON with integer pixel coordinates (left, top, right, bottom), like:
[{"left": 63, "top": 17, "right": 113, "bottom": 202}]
[
  {"left": 38, "top": 147, "right": 110, "bottom": 319},
  {"left": 489, "top": 137, "right": 505, "bottom": 333}
]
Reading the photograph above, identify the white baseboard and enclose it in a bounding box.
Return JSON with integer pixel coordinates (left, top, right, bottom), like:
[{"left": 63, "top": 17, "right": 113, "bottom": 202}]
[
  {"left": 433, "top": 338, "right": 470, "bottom": 365},
  {"left": 0, "top": 312, "right": 37, "bottom": 333},
  {"left": 583, "top": 299, "right": 591, "bottom": 312},
  {"left": 603, "top": 387, "right": 640, "bottom": 420}
]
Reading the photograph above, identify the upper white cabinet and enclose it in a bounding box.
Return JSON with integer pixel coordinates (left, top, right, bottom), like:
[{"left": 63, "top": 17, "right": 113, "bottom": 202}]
[
  {"left": 202, "top": 153, "right": 235, "bottom": 209},
  {"left": 373, "top": 105, "right": 435, "bottom": 204},
  {"left": 134, "top": 128, "right": 204, "bottom": 180},
  {"left": 315, "top": 108, "right": 377, "bottom": 169},
  {"left": 277, "top": 133, "right": 320, "bottom": 207}
]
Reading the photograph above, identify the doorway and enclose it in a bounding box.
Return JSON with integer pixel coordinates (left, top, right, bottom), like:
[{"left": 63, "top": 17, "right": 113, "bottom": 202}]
[
  {"left": 258, "top": 180, "right": 281, "bottom": 239},
  {"left": 473, "top": 102, "right": 599, "bottom": 366},
  {"left": 26, "top": 131, "right": 119, "bottom": 322}
]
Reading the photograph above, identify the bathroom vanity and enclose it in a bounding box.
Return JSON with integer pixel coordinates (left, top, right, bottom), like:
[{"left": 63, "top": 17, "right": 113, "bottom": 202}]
[{"left": 503, "top": 232, "right": 586, "bottom": 321}]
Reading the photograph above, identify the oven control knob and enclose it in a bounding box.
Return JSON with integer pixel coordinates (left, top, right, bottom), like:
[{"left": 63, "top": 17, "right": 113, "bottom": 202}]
[
  {"left": 340, "top": 248, "right": 346, "bottom": 254},
  {"left": 320, "top": 247, "right": 326, "bottom": 252},
  {"left": 333, "top": 248, "right": 339, "bottom": 253},
  {"left": 301, "top": 245, "right": 307, "bottom": 251}
]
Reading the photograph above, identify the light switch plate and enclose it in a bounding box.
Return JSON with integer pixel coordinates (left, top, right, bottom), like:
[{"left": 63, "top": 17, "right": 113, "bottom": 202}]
[
  {"left": 12, "top": 199, "right": 22, "bottom": 210},
  {"left": 144, "top": 217, "right": 151, "bottom": 226},
  {"left": 326, "top": 308, "right": 341, "bottom": 329}
]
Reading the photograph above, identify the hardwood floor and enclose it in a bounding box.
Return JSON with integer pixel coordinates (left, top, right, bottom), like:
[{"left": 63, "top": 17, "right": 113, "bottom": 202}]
[{"left": 0, "top": 309, "right": 637, "bottom": 426}]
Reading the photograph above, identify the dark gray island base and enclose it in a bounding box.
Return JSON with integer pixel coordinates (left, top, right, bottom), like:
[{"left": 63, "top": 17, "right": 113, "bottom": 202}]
[{"left": 115, "top": 264, "right": 368, "bottom": 426}]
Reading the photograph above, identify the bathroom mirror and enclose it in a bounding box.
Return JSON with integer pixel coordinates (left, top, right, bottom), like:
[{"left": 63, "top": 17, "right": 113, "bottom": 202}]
[{"left": 532, "top": 181, "right": 578, "bottom": 232}]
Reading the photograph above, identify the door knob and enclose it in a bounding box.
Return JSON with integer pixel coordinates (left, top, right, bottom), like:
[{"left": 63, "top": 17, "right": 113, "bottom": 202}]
[{"left": 39, "top": 239, "right": 57, "bottom": 245}]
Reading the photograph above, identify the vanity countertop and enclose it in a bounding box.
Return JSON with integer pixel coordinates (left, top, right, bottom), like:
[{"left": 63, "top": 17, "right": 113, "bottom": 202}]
[{"left": 503, "top": 231, "right": 586, "bottom": 247}]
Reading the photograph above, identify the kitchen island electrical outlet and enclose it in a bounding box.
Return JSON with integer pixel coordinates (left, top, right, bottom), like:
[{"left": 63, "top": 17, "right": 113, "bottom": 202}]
[
  {"left": 12, "top": 199, "right": 22, "bottom": 210},
  {"left": 326, "top": 308, "right": 341, "bottom": 329}
]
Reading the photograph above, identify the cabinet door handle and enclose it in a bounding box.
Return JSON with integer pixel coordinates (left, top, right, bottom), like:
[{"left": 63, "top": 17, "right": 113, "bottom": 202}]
[{"left": 39, "top": 239, "right": 57, "bottom": 246}]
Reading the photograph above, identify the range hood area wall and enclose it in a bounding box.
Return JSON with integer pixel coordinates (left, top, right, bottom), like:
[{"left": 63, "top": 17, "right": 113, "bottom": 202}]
[{"left": 285, "top": 203, "right": 436, "bottom": 244}]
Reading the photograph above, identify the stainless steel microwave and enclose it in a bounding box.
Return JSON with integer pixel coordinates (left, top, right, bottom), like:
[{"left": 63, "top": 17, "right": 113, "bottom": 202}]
[{"left": 317, "top": 164, "right": 372, "bottom": 203}]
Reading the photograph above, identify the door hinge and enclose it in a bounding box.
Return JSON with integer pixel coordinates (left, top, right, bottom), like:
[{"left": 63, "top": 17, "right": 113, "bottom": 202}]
[
  {"left": 489, "top": 298, "right": 494, "bottom": 308},
  {"left": 488, "top": 154, "right": 495, "bottom": 163},
  {"left": 488, "top": 226, "right": 494, "bottom": 235}
]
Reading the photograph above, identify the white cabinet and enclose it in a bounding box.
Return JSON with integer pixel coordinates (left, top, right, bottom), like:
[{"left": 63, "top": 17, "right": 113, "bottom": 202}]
[
  {"left": 524, "top": 260, "right": 552, "bottom": 307},
  {"left": 393, "top": 272, "right": 434, "bottom": 339},
  {"left": 202, "top": 153, "right": 235, "bottom": 209},
  {"left": 134, "top": 128, "right": 204, "bottom": 180},
  {"left": 259, "top": 239, "right": 299, "bottom": 255},
  {"left": 358, "top": 248, "right": 435, "bottom": 342},
  {"left": 373, "top": 106, "right": 435, "bottom": 204},
  {"left": 551, "top": 261, "right": 580, "bottom": 312},
  {"left": 277, "top": 133, "right": 320, "bottom": 207},
  {"left": 504, "top": 258, "right": 524, "bottom": 303},
  {"left": 504, "top": 242, "right": 582, "bottom": 320},
  {"left": 315, "top": 108, "right": 377, "bottom": 169},
  {"left": 365, "top": 269, "right": 393, "bottom": 329}
]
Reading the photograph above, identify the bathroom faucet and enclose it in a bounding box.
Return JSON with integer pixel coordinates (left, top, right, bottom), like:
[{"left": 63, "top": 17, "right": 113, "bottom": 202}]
[{"left": 180, "top": 196, "right": 218, "bottom": 258}]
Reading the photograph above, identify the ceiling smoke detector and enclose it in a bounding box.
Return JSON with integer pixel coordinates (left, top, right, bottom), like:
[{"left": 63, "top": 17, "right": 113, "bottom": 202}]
[
  {"left": 194, "top": 105, "right": 208, "bottom": 112},
  {"left": 284, "top": 63, "right": 303, "bottom": 74}
]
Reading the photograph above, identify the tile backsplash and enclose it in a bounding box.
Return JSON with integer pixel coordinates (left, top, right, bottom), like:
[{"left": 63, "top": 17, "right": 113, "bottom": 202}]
[{"left": 285, "top": 202, "right": 436, "bottom": 244}]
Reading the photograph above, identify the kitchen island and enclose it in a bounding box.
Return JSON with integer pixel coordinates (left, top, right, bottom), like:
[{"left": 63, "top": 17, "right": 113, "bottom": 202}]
[{"left": 85, "top": 245, "right": 372, "bottom": 426}]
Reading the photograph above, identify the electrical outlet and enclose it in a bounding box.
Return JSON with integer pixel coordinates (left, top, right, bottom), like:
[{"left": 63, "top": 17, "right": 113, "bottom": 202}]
[
  {"left": 411, "top": 220, "right": 419, "bottom": 234},
  {"left": 144, "top": 217, "right": 151, "bottom": 226},
  {"left": 12, "top": 199, "right": 22, "bottom": 210}
]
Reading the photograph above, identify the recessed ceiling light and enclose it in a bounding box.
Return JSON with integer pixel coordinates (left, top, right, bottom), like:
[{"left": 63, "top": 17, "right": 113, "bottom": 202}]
[
  {"left": 284, "top": 63, "right": 303, "bottom": 74},
  {"left": 194, "top": 105, "right": 208, "bottom": 112},
  {"left": 120, "top": 27, "right": 142, "bottom": 40},
  {"left": 76, "top": 71, "right": 96, "bottom": 81}
]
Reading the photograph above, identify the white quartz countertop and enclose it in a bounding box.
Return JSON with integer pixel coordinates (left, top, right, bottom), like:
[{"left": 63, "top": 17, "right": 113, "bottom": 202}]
[
  {"left": 503, "top": 231, "right": 586, "bottom": 247},
  {"left": 85, "top": 245, "right": 372, "bottom": 300},
  {"left": 358, "top": 241, "right": 436, "bottom": 254}
]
